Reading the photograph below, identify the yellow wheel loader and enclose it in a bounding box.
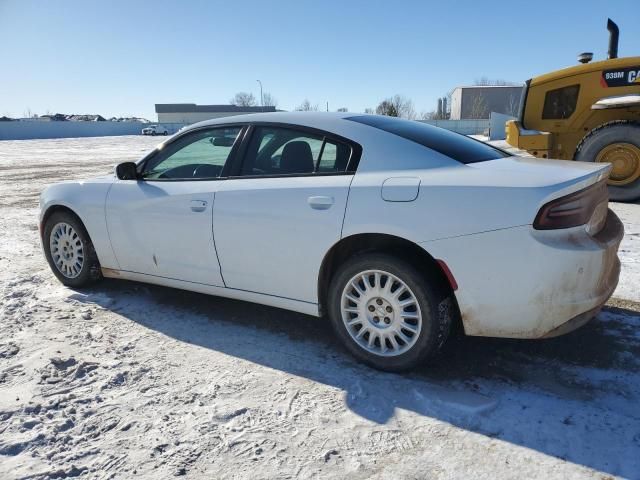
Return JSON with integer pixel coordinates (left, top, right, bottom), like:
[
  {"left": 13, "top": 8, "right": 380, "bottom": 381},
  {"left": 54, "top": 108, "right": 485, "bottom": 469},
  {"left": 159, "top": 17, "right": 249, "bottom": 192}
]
[{"left": 506, "top": 19, "right": 640, "bottom": 201}]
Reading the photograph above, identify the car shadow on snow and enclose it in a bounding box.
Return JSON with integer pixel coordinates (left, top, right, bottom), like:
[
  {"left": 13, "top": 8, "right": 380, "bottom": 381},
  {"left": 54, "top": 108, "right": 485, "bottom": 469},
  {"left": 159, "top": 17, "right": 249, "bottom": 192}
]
[{"left": 73, "top": 279, "right": 640, "bottom": 477}]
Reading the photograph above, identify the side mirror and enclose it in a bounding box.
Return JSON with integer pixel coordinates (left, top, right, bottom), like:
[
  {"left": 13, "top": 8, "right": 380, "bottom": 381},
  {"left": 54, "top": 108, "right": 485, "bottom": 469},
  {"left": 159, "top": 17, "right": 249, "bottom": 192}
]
[{"left": 115, "top": 162, "right": 138, "bottom": 180}]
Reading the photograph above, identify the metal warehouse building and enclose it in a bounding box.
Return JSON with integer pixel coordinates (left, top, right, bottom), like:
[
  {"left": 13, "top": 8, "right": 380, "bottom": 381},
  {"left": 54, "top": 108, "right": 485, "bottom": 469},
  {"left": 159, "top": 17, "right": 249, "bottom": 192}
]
[
  {"left": 155, "top": 104, "right": 276, "bottom": 124},
  {"left": 450, "top": 85, "right": 524, "bottom": 120}
]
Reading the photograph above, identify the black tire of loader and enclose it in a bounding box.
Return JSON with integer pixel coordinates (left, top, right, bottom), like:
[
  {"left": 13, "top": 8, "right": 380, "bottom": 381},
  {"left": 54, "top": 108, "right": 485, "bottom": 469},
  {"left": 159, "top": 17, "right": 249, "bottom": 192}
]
[{"left": 575, "top": 121, "right": 640, "bottom": 202}]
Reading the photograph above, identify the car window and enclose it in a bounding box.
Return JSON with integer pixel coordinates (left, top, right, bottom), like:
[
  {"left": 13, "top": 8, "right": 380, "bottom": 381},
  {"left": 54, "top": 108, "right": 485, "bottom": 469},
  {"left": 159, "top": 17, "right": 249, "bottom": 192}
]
[
  {"left": 258, "top": 132, "right": 276, "bottom": 153},
  {"left": 239, "top": 126, "right": 352, "bottom": 176},
  {"left": 346, "top": 115, "right": 509, "bottom": 164},
  {"left": 142, "top": 127, "right": 242, "bottom": 180},
  {"left": 271, "top": 135, "right": 323, "bottom": 169},
  {"left": 317, "top": 140, "right": 351, "bottom": 172},
  {"left": 542, "top": 85, "right": 580, "bottom": 120}
]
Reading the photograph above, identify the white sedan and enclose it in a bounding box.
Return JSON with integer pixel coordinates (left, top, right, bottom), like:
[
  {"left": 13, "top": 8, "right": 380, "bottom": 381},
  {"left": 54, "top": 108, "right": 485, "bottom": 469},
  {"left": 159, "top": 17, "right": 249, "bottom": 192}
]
[
  {"left": 141, "top": 124, "right": 169, "bottom": 136},
  {"left": 39, "top": 112, "right": 623, "bottom": 371}
]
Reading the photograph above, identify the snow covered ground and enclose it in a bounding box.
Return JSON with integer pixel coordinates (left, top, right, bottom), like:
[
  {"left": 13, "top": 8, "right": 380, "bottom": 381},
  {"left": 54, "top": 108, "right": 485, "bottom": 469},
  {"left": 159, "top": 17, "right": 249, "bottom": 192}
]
[{"left": 0, "top": 136, "right": 639, "bottom": 479}]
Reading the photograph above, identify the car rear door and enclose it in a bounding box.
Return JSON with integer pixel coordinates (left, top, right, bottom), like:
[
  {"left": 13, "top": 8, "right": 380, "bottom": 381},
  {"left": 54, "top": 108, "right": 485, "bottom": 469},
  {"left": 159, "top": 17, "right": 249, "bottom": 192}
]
[
  {"left": 105, "top": 125, "right": 244, "bottom": 286},
  {"left": 212, "top": 124, "right": 360, "bottom": 303}
]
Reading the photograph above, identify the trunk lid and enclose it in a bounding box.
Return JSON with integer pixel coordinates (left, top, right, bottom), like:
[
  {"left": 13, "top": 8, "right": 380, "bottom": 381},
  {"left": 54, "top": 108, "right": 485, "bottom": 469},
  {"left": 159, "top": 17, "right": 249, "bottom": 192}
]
[{"left": 470, "top": 156, "right": 611, "bottom": 199}]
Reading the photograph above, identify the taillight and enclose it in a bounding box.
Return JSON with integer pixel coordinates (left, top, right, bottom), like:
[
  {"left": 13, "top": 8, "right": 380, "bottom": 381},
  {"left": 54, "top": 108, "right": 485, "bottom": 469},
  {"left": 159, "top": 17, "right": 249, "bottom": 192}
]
[{"left": 533, "top": 180, "right": 608, "bottom": 231}]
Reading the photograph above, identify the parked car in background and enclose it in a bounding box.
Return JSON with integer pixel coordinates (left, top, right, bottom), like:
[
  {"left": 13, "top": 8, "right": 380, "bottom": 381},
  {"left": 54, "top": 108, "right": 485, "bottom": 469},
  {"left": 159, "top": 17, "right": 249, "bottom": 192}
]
[
  {"left": 39, "top": 112, "right": 623, "bottom": 371},
  {"left": 141, "top": 124, "right": 168, "bottom": 136}
]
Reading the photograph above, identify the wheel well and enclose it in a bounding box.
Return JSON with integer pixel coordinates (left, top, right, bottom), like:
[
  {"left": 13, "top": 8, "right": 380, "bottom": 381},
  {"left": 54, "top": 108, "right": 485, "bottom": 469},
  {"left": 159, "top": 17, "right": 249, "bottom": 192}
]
[
  {"left": 40, "top": 205, "right": 82, "bottom": 238},
  {"left": 317, "top": 233, "right": 460, "bottom": 318}
]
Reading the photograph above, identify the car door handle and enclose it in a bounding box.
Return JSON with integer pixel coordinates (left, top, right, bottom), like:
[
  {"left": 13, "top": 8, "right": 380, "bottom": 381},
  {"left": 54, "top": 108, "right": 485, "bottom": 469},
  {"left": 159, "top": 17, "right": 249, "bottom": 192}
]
[
  {"left": 308, "top": 196, "right": 334, "bottom": 210},
  {"left": 190, "top": 200, "right": 208, "bottom": 212}
]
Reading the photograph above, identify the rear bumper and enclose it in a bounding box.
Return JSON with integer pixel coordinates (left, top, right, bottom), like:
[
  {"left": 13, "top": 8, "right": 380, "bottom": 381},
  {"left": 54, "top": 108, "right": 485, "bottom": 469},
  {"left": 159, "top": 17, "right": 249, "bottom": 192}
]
[
  {"left": 540, "top": 305, "right": 602, "bottom": 338},
  {"left": 536, "top": 209, "right": 622, "bottom": 337},
  {"left": 420, "top": 209, "right": 624, "bottom": 339}
]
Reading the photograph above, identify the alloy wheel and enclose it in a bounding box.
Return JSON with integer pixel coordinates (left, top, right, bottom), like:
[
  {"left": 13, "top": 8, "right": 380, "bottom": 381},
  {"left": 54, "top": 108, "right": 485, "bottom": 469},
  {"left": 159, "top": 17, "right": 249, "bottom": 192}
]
[
  {"left": 340, "top": 270, "right": 422, "bottom": 357},
  {"left": 49, "top": 222, "right": 84, "bottom": 279}
]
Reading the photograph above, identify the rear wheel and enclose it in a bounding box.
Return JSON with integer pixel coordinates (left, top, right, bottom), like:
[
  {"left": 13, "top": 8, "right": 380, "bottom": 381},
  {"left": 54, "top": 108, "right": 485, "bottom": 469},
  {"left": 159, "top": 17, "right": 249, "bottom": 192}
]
[
  {"left": 327, "top": 253, "right": 453, "bottom": 372},
  {"left": 43, "top": 211, "right": 102, "bottom": 288},
  {"left": 575, "top": 122, "right": 640, "bottom": 202}
]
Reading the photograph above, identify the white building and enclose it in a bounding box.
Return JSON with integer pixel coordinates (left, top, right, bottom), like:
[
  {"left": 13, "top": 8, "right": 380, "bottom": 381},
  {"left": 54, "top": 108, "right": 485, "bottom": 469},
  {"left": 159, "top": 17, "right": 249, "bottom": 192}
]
[
  {"left": 450, "top": 86, "right": 523, "bottom": 120},
  {"left": 156, "top": 104, "right": 276, "bottom": 124}
]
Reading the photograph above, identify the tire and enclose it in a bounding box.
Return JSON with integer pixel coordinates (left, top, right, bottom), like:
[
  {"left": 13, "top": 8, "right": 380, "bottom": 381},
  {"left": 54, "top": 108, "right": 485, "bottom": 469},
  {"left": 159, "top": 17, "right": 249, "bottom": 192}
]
[
  {"left": 43, "top": 211, "right": 102, "bottom": 288},
  {"left": 163, "top": 131, "right": 168, "bottom": 136},
  {"left": 327, "top": 253, "right": 453, "bottom": 372},
  {"left": 575, "top": 122, "right": 640, "bottom": 202}
]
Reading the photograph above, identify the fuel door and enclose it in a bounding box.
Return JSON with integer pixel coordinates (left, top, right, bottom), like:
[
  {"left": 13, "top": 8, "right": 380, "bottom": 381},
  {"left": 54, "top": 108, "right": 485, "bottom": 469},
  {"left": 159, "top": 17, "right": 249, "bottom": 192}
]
[{"left": 381, "top": 177, "right": 420, "bottom": 202}]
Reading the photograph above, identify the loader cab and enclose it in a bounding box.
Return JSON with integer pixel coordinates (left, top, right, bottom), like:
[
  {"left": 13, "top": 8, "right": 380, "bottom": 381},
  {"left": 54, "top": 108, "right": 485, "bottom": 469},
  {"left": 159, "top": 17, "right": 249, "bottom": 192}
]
[
  {"left": 506, "top": 18, "right": 640, "bottom": 201},
  {"left": 511, "top": 57, "right": 640, "bottom": 160}
]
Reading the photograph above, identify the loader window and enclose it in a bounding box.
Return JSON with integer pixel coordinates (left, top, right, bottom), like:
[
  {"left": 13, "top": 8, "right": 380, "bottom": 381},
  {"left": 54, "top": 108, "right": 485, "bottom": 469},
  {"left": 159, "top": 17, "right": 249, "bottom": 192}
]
[{"left": 542, "top": 85, "right": 580, "bottom": 120}]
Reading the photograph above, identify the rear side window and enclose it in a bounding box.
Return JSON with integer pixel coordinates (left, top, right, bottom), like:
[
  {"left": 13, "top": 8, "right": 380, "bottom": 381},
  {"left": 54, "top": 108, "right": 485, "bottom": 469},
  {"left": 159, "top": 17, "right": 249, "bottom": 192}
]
[
  {"left": 239, "top": 126, "right": 353, "bottom": 176},
  {"left": 542, "top": 85, "right": 580, "bottom": 119},
  {"left": 346, "top": 115, "right": 509, "bottom": 164}
]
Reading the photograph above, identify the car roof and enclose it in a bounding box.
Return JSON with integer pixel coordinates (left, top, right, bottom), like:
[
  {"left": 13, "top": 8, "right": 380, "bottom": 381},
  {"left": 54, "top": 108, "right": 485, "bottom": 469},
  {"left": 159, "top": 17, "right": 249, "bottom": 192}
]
[{"left": 181, "top": 111, "right": 355, "bottom": 133}]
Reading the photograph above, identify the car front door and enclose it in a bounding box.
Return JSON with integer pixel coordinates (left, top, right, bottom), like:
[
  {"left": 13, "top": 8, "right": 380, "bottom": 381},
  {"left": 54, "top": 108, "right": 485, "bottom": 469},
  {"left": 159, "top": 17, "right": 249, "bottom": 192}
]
[
  {"left": 105, "top": 126, "right": 244, "bottom": 286},
  {"left": 212, "top": 125, "right": 360, "bottom": 303}
]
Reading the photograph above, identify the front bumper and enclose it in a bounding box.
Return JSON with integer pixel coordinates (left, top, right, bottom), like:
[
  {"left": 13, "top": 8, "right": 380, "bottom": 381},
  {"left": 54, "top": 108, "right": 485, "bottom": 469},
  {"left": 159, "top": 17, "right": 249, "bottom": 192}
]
[
  {"left": 505, "top": 120, "right": 552, "bottom": 157},
  {"left": 421, "top": 209, "right": 624, "bottom": 339}
]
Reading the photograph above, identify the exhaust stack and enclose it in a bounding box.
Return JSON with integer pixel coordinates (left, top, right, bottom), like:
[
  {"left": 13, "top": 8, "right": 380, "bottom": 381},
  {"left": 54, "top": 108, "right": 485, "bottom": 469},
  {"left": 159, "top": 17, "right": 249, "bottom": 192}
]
[{"left": 607, "top": 18, "right": 619, "bottom": 59}]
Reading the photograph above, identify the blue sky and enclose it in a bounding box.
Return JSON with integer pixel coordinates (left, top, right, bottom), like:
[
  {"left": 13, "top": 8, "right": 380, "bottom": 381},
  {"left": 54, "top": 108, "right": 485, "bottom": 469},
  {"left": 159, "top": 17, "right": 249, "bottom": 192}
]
[{"left": 1, "top": 0, "right": 639, "bottom": 120}]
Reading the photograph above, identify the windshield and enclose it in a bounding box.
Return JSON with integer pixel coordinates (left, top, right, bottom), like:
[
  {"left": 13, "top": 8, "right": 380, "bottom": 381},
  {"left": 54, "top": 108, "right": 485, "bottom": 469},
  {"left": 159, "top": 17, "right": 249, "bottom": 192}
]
[{"left": 346, "top": 115, "right": 509, "bottom": 164}]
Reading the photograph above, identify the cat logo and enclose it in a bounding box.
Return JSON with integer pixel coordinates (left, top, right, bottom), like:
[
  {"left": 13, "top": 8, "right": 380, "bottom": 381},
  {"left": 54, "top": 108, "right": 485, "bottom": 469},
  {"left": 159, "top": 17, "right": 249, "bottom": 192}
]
[{"left": 601, "top": 66, "right": 640, "bottom": 87}]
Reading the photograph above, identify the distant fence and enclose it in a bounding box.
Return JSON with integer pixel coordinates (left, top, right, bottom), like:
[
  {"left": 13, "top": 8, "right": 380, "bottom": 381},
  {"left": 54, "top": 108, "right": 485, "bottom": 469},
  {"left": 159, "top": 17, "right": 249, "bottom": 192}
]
[
  {"left": 418, "top": 119, "right": 490, "bottom": 135},
  {"left": 0, "top": 122, "right": 186, "bottom": 141},
  {"left": 1, "top": 117, "right": 498, "bottom": 141}
]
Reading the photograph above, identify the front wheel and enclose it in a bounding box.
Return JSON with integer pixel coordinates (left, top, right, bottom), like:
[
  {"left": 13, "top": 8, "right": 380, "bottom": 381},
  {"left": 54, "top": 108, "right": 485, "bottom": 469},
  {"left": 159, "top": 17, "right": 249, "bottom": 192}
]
[
  {"left": 43, "top": 211, "right": 102, "bottom": 288},
  {"left": 327, "top": 253, "right": 453, "bottom": 371}
]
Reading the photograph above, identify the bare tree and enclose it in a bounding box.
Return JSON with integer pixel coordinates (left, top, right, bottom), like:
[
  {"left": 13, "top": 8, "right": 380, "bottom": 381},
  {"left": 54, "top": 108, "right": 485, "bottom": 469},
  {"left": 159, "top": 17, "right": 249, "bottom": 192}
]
[
  {"left": 230, "top": 92, "right": 257, "bottom": 107},
  {"left": 474, "top": 77, "right": 520, "bottom": 86},
  {"left": 421, "top": 110, "right": 438, "bottom": 120},
  {"left": 364, "top": 107, "right": 375, "bottom": 114},
  {"left": 262, "top": 92, "right": 277, "bottom": 108},
  {"left": 470, "top": 94, "right": 489, "bottom": 119},
  {"left": 505, "top": 93, "right": 519, "bottom": 117},
  {"left": 295, "top": 99, "right": 318, "bottom": 111},
  {"left": 376, "top": 95, "right": 416, "bottom": 119},
  {"left": 376, "top": 99, "right": 399, "bottom": 117},
  {"left": 337, "top": 107, "right": 348, "bottom": 112}
]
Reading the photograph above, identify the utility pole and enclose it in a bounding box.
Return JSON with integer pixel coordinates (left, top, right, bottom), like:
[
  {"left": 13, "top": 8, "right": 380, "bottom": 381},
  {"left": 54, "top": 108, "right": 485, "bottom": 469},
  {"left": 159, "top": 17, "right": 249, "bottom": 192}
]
[{"left": 256, "top": 80, "right": 264, "bottom": 108}]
